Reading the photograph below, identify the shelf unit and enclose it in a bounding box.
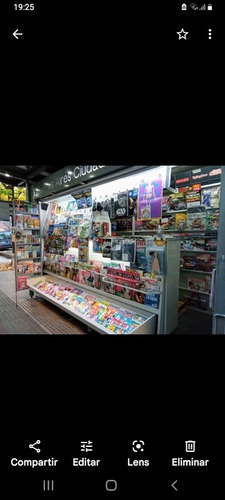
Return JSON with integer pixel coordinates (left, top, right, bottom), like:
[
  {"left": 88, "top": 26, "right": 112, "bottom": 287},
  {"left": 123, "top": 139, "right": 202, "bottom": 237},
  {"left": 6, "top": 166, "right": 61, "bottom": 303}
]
[
  {"left": 13, "top": 201, "right": 42, "bottom": 306},
  {"left": 41, "top": 237, "right": 180, "bottom": 334},
  {"left": 176, "top": 229, "right": 217, "bottom": 313}
]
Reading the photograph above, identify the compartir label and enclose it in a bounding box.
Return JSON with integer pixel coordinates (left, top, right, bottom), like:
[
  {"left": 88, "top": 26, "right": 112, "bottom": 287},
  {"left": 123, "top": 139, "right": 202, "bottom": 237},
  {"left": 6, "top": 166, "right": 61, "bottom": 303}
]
[{"left": 11, "top": 458, "right": 58, "bottom": 468}]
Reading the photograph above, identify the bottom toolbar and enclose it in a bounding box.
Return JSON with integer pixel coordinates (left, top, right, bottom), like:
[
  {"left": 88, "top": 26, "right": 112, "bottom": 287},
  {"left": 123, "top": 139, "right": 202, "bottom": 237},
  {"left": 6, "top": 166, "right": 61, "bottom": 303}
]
[{"left": 0, "top": 437, "right": 224, "bottom": 498}]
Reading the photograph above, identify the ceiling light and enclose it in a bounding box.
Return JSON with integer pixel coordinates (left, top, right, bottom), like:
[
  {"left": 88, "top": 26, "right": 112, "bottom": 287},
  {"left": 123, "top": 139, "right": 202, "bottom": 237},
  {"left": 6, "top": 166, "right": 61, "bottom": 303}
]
[
  {"left": 5, "top": 173, "right": 11, "bottom": 177},
  {"left": 44, "top": 183, "right": 51, "bottom": 186}
]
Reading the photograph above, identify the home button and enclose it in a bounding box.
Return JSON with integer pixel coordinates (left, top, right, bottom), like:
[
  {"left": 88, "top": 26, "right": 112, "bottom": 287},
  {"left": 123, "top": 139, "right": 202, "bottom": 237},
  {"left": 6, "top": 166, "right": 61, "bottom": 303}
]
[{"left": 105, "top": 479, "right": 117, "bottom": 491}]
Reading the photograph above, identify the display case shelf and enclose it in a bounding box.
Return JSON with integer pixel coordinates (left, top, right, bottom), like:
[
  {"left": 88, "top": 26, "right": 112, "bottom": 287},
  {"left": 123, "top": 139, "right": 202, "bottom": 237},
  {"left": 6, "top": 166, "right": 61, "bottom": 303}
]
[
  {"left": 17, "top": 257, "right": 41, "bottom": 261},
  {"left": 180, "top": 250, "right": 216, "bottom": 254},
  {"left": 180, "top": 269, "right": 213, "bottom": 275},
  {"left": 14, "top": 212, "right": 40, "bottom": 216},
  {"left": 27, "top": 275, "right": 156, "bottom": 335},
  {"left": 162, "top": 209, "right": 188, "bottom": 214},
  {"left": 179, "top": 286, "right": 210, "bottom": 296}
]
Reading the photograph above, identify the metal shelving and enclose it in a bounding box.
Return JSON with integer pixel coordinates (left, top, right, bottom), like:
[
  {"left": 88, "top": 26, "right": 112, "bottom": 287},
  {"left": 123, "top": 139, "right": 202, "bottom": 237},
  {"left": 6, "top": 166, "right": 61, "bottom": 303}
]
[{"left": 13, "top": 201, "right": 41, "bottom": 306}]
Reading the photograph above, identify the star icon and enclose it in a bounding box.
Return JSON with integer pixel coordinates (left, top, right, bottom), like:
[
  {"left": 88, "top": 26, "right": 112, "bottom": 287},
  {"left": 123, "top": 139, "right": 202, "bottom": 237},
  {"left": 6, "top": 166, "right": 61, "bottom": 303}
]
[{"left": 177, "top": 28, "right": 189, "bottom": 39}]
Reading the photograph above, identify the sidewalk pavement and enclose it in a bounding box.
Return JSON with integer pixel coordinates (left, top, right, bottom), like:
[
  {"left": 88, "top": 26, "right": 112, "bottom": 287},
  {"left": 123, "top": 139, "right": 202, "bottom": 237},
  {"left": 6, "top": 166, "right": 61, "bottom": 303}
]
[{"left": 0, "top": 270, "right": 87, "bottom": 334}]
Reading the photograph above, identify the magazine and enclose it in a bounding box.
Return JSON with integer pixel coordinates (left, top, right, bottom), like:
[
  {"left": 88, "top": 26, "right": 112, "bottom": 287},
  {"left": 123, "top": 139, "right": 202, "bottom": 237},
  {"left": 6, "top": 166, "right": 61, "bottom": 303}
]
[
  {"left": 102, "top": 239, "right": 112, "bottom": 258},
  {"left": 111, "top": 239, "right": 123, "bottom": 261},
  {"left": 122, "top": 239, "right": 136, "bottom": 263}
]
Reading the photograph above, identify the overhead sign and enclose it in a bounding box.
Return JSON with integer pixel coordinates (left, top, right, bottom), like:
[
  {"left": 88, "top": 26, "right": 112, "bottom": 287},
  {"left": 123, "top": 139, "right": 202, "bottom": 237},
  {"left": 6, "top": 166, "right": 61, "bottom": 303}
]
[
  {"left": 173, "top": 167, "right": 222, "bottom": 188},
  {"left": 191, "top": 167, "right": 222, "bottom": 183},
  {"left": 32, "top": 165, "right": 125, "bottom": 199}
]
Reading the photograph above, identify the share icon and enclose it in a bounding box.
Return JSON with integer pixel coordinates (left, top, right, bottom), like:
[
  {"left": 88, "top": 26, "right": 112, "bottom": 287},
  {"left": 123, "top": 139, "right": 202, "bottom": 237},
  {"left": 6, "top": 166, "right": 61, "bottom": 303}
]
[{"left": 29, "top": 440, "right": 41, "bottom": 453}]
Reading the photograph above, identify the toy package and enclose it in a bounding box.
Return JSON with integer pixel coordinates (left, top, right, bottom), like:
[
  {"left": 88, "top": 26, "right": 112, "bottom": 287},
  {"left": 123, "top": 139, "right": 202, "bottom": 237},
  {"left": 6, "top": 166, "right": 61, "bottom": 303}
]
[
  {"left": 205, "top": 208, "right": 220, "bottom": 230},
  {"left": 78, "top": 239, "right": 89, "bottom": 263},
  {"left": 186, "top": 190, "right": 201, "bottom": 207},
  {"left": 175, "top": 213, "right": 187, "bottom": 230},
  {"left": 182, "top": 255, "right": 196, "bottom": 270},
  {"left": 162, "top": 196, "right": 170, "bottom": 213},
  {"left": 180, "top": 235, "right": 205, "bottom": 251},
  {"left": 116, "top": 218, "right": 132, "bottom": 232},
  {"left": 187, "top": 277, "right": 207, "bottom": 293},
  {"left": 187, "top": 206, "right": 206, "bottom": 230},
  {"left": 114, "top": 191, "right": 129, "bottom": 218},
  {"left": 161, "top": 216, "right": 175, "bottom": 230},
  {"left": 128, "top": 188, "right": 138, "bottom": 216},
  {"left": 202, "top": 186, "right": 220, "bottom": 208},
  {"left": 78, "top": 219, "right": 91, "bottom": 239},
  {"left": 93, "top": 237, "right": 104, "bottom": 254},
  {"left": 73, "top": 188, "right": 92, "bottom": 210},
  {"left": 195, "top": 253, "right": 214, "bottom": 272},
  {"left": 91, "top": 221, "right": 102, "bottom": 239},
  {"left": 167, "top": 192, "right": 186, "bottom": 211}
]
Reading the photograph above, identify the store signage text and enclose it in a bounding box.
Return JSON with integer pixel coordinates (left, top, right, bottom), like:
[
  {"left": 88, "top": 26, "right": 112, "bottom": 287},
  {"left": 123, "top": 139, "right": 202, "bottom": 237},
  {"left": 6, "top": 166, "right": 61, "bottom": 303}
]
[
  {"left": 192, "top": 168, "right": 222, "bottom": 180},
  {"left": 32, "top": 165, "right": 124, "bottom": 199},
  {"left": 174, "top": 167, "right": 222, "bottom": 188},
  {"left": 56, "top": 166, "right": 106, "bottom": 186}
]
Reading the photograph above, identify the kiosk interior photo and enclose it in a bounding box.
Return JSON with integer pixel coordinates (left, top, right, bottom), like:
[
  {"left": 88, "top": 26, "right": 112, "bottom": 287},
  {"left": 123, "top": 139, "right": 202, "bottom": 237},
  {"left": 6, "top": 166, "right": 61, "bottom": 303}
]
[{"left": 0, "top": 165, "right": 224, "bottom": 335}]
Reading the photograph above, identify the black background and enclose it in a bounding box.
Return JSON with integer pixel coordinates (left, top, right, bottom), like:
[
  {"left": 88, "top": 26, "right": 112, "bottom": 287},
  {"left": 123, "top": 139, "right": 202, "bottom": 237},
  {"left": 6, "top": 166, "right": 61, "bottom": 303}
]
[{"left": 0, "top": 0, "right": 224, "bottom": 498}]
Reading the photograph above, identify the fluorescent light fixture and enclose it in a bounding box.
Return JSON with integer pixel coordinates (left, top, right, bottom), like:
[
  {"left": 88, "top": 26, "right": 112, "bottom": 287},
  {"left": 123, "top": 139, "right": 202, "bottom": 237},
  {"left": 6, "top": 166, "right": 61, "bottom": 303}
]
[
  {"left": 44, "top": 183, "right": 51, "bottom": 186},
  {"left": 5, "top": 173, "right": 11, "bottom": 177}
]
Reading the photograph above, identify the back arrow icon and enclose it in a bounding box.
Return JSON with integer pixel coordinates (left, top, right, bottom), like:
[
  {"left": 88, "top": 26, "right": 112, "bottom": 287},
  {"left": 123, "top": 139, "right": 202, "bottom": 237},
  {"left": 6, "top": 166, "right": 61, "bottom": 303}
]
[
  {"left": 171, "top": 480, "right": 178, "bottom": 491},
  {"left": 13, "top": 29, "right": 23, "bottom": 39}
]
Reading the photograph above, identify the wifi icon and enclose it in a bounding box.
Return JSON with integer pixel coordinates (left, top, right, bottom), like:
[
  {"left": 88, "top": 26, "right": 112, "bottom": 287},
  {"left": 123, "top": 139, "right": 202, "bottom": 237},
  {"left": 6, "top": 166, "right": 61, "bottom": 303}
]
[{"left": 190, "top": 3, "right": 198, "bottom": 9}]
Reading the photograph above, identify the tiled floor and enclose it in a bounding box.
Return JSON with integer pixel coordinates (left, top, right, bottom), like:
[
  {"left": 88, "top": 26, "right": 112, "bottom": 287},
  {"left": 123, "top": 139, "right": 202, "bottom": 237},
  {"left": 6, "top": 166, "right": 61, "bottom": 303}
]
[{"left": 0, "top": 270, "right": 88, "bottom": 334}]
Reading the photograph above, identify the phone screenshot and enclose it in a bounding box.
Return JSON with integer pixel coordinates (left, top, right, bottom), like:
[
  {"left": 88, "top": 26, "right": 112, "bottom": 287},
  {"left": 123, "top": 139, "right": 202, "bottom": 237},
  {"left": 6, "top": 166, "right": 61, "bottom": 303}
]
[
  {"left": 0, "top": 164, "right": 224, "bottom": 499},
  {"left": 0, "top": 0, "right": 223, "bottom": 498}
]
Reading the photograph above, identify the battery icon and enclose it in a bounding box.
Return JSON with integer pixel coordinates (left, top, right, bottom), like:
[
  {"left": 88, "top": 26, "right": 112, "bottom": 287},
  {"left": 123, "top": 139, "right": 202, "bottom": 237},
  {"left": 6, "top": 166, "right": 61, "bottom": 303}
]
[{"left": 207, "top": 3, "right": 212, "bottom": 9}]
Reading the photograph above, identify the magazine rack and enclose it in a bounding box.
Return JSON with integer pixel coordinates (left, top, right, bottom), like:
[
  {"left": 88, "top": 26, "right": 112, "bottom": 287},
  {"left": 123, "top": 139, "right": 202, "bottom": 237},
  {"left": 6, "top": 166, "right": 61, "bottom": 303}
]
[
  {"left": 38, "top": 237, "right": 180, "bottom": 334},
  {"left": 27, "top": 275, "right": 156, "bottom": 335},
  {"left": 13, "top": 201, "right": 42, "bottom": 307}
]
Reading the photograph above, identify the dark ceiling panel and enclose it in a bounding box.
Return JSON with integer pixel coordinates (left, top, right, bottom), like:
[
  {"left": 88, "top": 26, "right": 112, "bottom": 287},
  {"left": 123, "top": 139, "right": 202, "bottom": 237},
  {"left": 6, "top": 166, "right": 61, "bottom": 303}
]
[{"left": 0, "top": 166, "right": 62, "bottom": 185}]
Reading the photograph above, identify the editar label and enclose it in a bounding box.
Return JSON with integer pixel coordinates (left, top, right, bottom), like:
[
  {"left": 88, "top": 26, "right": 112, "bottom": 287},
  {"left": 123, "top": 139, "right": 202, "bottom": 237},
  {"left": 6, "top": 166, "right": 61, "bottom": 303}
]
[{"left": 73, "top": 458, "right": 101, "bottom": 466}]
